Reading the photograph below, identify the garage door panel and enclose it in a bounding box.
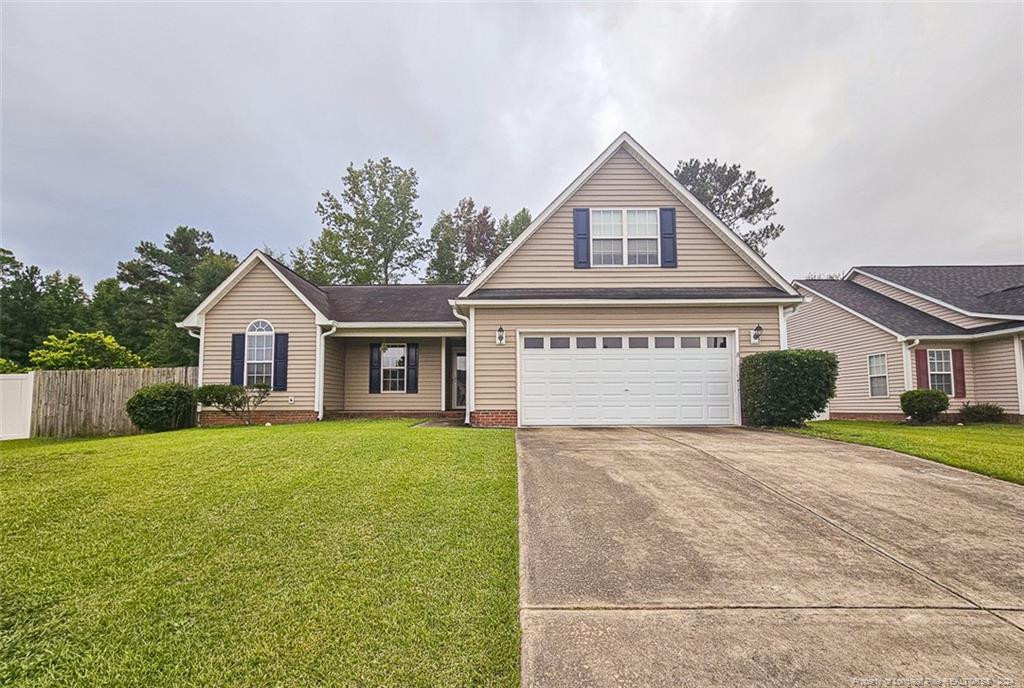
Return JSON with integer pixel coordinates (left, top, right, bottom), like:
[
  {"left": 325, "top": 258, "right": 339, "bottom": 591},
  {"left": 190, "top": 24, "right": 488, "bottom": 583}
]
[{"left": 519, "top": 331, "right": 736, "bottom": 426}]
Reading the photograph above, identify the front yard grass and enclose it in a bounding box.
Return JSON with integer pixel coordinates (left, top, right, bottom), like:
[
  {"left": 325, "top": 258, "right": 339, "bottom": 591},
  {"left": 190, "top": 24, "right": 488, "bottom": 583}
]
[
  {"left": 786, "top": 420, "right": 1024, "bottom": 485},
  {"left": 0, "top": 419, "right": 519, "bottom": 687}
]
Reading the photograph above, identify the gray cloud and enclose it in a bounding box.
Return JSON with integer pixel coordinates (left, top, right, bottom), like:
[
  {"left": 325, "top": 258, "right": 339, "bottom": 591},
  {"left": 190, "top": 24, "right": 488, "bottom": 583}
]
[{"left": 3, "top": 2, "right": 1021, "bottom": 285}]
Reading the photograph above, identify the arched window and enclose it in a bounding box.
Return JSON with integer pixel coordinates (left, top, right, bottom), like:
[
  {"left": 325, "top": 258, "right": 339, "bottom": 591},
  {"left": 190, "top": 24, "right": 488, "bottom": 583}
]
[{"left": 245, "top": 320, "right": 274, "bottom": 387}]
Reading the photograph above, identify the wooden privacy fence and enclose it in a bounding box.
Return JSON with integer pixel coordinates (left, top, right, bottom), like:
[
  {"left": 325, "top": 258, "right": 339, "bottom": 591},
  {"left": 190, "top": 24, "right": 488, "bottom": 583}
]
[{"left": 28, "top": 367, "right": 198, "bottom": 438}]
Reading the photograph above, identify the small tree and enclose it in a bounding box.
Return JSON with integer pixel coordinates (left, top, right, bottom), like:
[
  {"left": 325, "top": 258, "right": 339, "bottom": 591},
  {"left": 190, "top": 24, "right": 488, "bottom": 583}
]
[
  {"left": 194, "top": 384, "right": 271, "bottom": 425},
  {"left": 28, "top": 331, "right": 147, "bottom": 370}
]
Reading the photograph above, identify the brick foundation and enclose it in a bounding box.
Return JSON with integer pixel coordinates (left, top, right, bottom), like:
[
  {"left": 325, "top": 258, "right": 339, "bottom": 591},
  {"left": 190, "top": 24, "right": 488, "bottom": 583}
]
[
  {"left": 470, "top": 410, "right": 518, "bottom": 428},
  {"left": 198, "top": 409, "right": 317, "bottom": 427},
  {"left": 323, "top": 410, "right": 463, "bottom": 420},
  {"left": 828, "top": 411, "right": 1023, "bottom": 424}
]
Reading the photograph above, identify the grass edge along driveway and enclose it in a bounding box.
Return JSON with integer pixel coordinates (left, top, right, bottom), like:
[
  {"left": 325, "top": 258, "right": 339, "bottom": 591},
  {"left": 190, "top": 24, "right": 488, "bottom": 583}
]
[
  {"left": 0, "top": 419, "right": 519, "bottom": 687},
  {"left": 785, "top": 420, "right": 1024, "bottom": 485}
]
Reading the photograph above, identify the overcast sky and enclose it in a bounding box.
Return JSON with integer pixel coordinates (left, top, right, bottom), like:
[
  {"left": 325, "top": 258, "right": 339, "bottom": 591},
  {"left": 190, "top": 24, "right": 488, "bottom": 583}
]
[{"left": 3, "top": 2, "right": 1022, "bottom": 286}]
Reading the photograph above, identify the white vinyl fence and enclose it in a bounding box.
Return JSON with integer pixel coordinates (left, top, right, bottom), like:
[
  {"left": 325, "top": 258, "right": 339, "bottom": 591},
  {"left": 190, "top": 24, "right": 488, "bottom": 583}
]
[{"left": 0, "top": 372, "right": 35, "bottom": 440}]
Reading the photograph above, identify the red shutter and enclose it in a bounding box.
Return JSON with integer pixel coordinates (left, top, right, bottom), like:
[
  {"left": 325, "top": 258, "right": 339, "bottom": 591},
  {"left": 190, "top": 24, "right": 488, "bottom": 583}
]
[
  {"left": 952, "top": 349, "right": 966, "bottom": 398},
  {"left": 914, "top": 349, "right": 929, "bottom": 389}
]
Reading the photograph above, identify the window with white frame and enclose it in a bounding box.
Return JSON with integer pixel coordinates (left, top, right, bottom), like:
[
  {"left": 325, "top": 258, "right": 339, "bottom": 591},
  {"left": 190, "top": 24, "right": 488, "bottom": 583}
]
[
  {"left": 927, "top": 349, "right": 953, "bottom": 395},
  {"left": 381, "top": 343, "right": 407, "bottom": 393},
  {"left": 245, "top": 320, "right": 274, "bottom": 387},
  {"left": 590, "top": 209, "right": 659, "bottom": 266},
  {"left": 867, "top": 353, "right": 888, "bottom": 397}
]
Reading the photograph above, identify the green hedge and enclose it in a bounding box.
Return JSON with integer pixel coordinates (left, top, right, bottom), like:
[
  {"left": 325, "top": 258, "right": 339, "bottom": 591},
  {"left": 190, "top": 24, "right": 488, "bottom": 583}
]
[
  {"left": 899, "top": 389, "right": 949, "bottom": 423},
  {"left": 958, "top": 402, "right": 1005, "bottom": 424},
  {"left": 126, "top": 383, "right": 196, "bottom": 432},
  {"left": 740, "top": 349, "right": 838, "bottom": 427}
]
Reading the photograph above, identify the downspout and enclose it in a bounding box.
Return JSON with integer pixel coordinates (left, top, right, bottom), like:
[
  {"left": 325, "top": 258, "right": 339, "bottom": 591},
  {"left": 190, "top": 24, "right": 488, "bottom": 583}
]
[
  {"left": 315, "top": 325, "right": 338, "bottom": 420},
  {"left": 187, "top": 328, "right": 203, "bottom": 417},
  {"left": 900, "top": 337, "right": 920, "bottom": 392},
  {"left": 450, "top": 304, "right": 471, "bottom": 425}
]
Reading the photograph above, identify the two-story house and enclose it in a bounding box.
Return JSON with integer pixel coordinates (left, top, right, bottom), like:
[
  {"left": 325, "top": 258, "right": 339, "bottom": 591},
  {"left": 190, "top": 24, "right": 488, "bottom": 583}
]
[
  {"left": 790, "top": 267, "right": 1024, "bottom": 421},
  {"left": 177, "top": 132, "right": 804, "bottom": 427}
]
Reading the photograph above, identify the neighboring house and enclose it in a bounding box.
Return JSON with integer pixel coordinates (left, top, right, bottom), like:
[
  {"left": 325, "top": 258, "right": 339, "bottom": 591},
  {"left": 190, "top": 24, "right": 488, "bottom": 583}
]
[
  {"left": 177, "top": 132, "right": 803, "bottom": 427},
  {"left": 790, "top": 266, "right": 1024, "bottom": 421}
]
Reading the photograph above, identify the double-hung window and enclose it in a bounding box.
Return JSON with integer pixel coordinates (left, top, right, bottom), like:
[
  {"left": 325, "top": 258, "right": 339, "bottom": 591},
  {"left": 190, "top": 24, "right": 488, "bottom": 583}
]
[
  {"left": 590, "top": 209, "right": 659, "bottom": 266},
  {"left": 381, "top": 343, "right": 407, "bottom": 393},
  {"left": 245, "top": 320, "right": 274, "bottom": 387},
  {"left": 927, "top": 349, "right": 954, "bottom": 395},
  {"left": 867, "top": 353, "right": 888, "bottom": 397}
]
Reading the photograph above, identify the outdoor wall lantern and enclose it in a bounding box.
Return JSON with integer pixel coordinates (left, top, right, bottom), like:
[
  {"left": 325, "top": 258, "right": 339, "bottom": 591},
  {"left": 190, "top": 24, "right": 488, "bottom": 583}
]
[
  {"left": 495, "top": 325, "right": 506, "bottom": 345},
  {"left": 750, "top": 324, "right": 764, "bottom": 344}
]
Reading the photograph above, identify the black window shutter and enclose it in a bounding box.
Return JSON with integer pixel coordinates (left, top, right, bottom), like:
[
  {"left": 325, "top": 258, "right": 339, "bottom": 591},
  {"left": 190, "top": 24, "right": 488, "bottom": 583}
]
[
  {"left": 659, "top": 207, "right": 677, "bottom": 268},
  {"left": 272, "top": 333, "right": 288, "bottom": 391},
  {"left": 406, "top": 343, "right": 419, "bottom": 394},
  {"left": 572, "top": 208, "right": 590, "bottom": 269},
  {"left": 230, "top": 333, "right": 245, "bottom": 385},
  {"left": 369, "top": 342, "right": 381, "bottom": 394}
]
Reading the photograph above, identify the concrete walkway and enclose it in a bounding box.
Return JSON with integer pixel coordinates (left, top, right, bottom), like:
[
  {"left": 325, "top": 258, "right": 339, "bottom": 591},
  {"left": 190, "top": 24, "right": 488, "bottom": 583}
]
[{"left": 517, "top": 426, "right": 1024, "bottom": 687}]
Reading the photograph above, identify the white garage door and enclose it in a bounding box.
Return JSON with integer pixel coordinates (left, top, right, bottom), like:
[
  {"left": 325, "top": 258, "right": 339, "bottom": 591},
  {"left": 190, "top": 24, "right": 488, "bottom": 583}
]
[{"left": 519, "top": 332, "right": 736, "bottom": 426}]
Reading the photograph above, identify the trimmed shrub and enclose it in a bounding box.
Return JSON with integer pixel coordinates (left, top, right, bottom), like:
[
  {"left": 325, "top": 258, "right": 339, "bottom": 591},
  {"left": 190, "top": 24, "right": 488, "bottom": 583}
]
[
  {"left": 958, "top": 401, "right": 1005, "bottom": 424},
  {"left": 900, "top": 389, "right": 949, "bottom": 423},
  {"left": 126, "top": 383, "right": 196, "bottom": 432},
  {"left": 740, "top": 349, "right": 838, "bottom": 427},
  {"left": 194, "top": 384, "right": 271, "bottom": 425}
]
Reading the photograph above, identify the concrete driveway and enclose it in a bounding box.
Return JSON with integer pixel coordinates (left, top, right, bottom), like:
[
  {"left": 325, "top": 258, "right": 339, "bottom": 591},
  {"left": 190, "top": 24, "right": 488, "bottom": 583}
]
[{"left": 517, "top": 426, "right": 1024, "bottom": 687}]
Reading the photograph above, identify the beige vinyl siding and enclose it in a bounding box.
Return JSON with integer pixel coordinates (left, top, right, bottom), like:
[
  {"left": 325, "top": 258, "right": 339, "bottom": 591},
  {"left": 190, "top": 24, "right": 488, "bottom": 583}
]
[
  {"left": 788, "top": 287, "right": 905, "bottom": 414},
  {"left": 341, "top": 337, "right": 443, "bottom": 411},
  {"left": 850, "top": 273, "right": 1006, "bottom": 329},
  {"left": 473, "top": 305, "right": 779, "bottom": 410},
  {"left": 481, "top": 147, "right": 772, "bottom": 289},
  {"left": 201, "top": 262, "right": 317, "bottom": 411},
  {"left": 909, "top": 340, "right": 983, "bottom": 407},
  {"left": 971, "top": 337, "right": 1020, "bottom": 414},
  {"left": 322, "top": 337, "right": 345, "bottom": 412}
]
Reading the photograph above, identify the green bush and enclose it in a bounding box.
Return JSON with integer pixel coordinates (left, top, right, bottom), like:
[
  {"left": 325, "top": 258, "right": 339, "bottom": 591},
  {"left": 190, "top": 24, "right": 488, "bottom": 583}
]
[
  {"left": 125, "top": 383, "right": 196, "bottom": 432},
  {"left": 900, "top": 389, "right": 949, "bottom": 423},
  {"left": 740, "top": 349, "right": 838, "bottom": 427},
  {"left": 194, "top": 384, "right": 271, "bottom": 425},
  {"left": 958, "top": 401, "right": 1005, "bottom": 424},
  {"left": 29, "top": 331, "right": 147, "bottom": 370},
  {"left": 0, "top": 358, "right": 27, "bottom": 373}
]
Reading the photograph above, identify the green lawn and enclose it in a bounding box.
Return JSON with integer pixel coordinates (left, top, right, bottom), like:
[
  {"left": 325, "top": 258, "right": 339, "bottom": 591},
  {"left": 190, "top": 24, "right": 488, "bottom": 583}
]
[
  {"left": 786, "top": 421, "right": 1024, "bottom": 485},
  {"left": 0, "top": 419, "right": 519, "bottom": 687}
]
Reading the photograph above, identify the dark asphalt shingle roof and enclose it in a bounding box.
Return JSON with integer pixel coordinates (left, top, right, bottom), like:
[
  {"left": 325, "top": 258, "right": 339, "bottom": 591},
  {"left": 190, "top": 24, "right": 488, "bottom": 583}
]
[
  {"left": 855, "top": 265, "right": 1024, "bottom": 316},
  {"left": 465, "top": 287, "right": 794, "bottom": 300},
  {"left": 259, "top": 252, "right": 464, "bottom": 323},
  {"left": 796, "top": 279, "right": 1023, "bottom": 337}
]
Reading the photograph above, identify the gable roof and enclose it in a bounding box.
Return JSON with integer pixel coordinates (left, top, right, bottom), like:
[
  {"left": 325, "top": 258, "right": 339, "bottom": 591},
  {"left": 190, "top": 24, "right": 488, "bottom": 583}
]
[
  {"left": 849, "top": 265, "right": 1024, "bottom": 319},
  {"left": 795, "top": 279, "right": 1024, "bottom": 339},
  {"left": 458, "top": 131, "right": 799, "bottom": 299},
  {"left": 178, "top": 250, "right": 465, "bottom": 328}
]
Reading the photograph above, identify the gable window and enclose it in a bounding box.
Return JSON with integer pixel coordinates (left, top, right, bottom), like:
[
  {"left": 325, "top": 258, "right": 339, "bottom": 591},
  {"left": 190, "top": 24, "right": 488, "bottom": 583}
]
[
  {"left": 245, "top": 320, "right": 274, "bottom": 387},
  {"left": 927, "top": 349, "right": 954, "bottom": 395},
  {"left": 867, "top": 353, "right": 888, "bottom": 397},
  {"left": 590, "top": 209, "right": 659, "bottom": 266},
  {"left": 381, "top": 343, "right": 407, "bottom": 393}
]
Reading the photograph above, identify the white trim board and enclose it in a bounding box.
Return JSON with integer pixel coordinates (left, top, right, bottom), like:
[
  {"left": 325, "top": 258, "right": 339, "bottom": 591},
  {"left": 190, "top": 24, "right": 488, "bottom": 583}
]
[
  {"left": 452, "top": 297, "right": 802, "bottom": 308},
  {"left": 459, "top": 132, "right": 799, "bottom": 298}
]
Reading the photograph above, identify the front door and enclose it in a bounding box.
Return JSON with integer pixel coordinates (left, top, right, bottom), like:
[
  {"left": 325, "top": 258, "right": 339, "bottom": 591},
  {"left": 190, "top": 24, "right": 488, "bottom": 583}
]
[{"left": 451, "top": 347, "right": 467, "bottom": 409}]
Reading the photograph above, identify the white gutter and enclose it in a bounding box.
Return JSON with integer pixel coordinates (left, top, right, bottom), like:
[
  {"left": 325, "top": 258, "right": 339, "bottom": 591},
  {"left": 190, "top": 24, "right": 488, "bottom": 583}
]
[
  {"left": 450, "top": 305, "right": 471, "bottom": 425},
  {"left": 453, "top": 297, "right": 803, "bottom": 307},
  {"left": 315, "top": 325, "right": 338, "bottom": 420},
  {"left": 186, "top": 328, "right": 203, "bottom": 386}
]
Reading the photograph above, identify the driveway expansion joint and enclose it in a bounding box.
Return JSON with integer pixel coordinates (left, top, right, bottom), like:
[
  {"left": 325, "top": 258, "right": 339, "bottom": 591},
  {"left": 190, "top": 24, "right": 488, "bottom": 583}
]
[{"left": 632, "top": 426, "right": 1024, "bottom": 635}]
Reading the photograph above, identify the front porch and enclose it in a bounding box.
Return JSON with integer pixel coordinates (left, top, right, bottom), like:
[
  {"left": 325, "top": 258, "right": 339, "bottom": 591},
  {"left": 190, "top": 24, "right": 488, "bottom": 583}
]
[{"left": 321, "top": 334, "right": 467, "bottom": 419}]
